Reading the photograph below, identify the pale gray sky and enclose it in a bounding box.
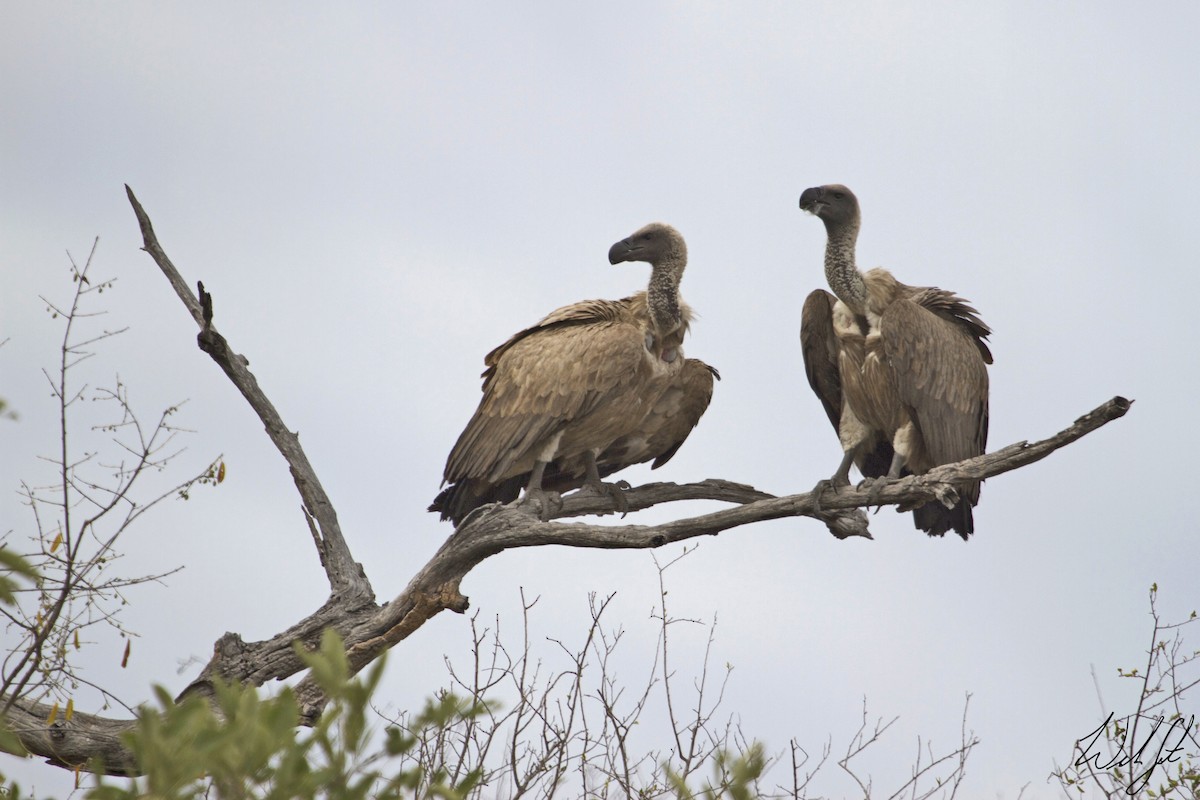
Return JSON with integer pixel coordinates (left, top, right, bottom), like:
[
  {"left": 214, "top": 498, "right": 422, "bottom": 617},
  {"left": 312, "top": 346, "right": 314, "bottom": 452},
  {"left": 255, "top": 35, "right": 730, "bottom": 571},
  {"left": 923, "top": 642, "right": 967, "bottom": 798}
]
[{"left": 3, "top": 3, "right": 1198, "bottom": 796}]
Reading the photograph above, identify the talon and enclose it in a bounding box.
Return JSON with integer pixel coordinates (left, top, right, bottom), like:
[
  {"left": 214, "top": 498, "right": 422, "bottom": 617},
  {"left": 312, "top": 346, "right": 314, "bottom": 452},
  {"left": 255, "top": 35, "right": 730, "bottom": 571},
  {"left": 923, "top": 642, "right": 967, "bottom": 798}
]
[
  {"left": 811, "top": 475, "right": 849, "bottom": 515},
  {"left": 858, "top": 476, "right": 891, "bottom": 512},
  {"left": 575, "top": 479, "right": 630, "bottom": 517},
  {"left": 518, "top": 488, "right": 563, "bottom": 521}
]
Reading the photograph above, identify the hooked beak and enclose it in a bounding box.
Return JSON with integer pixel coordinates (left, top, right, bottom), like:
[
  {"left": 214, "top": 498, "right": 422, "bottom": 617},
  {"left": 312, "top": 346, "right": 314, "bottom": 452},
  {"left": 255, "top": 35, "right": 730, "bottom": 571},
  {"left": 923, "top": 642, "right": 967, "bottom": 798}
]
[
  {"left": 608, "top": 238, "right": 640, "bottom": 265},
  {"left": 798, "top": 186, "right": 826, "bottom": 215}
]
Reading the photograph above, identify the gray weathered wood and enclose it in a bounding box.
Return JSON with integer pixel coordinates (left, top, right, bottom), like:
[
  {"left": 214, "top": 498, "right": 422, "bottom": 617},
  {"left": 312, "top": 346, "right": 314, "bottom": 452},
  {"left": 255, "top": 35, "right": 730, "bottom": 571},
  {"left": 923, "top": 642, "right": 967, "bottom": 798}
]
[{"left": 0, "top": 190, "right": 1132, "bottom": 775}]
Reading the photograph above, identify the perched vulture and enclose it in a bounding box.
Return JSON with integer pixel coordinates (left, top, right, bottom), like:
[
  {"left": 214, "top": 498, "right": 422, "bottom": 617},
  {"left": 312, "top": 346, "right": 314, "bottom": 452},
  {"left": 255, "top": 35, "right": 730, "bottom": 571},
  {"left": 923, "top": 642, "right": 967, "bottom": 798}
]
[
  {"left": 538, "top": 357, "right": 719, "bottom": 492},
  {"left": 430, "top": 223, "right": 717, "bottom": 526},
  {"left": 798, "top": 184, "right": 991, "bottom": 539}
]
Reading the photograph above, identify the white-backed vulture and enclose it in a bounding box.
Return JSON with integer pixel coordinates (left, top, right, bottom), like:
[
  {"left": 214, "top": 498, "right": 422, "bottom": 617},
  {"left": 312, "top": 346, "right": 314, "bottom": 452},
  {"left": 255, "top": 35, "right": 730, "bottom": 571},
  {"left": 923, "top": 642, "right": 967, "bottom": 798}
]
[
  {"left": 798, "top": 184, "right": 991, "bottom": 539},
  {"left": 430, "top": 223, "right": 717, "bottom": 525}
]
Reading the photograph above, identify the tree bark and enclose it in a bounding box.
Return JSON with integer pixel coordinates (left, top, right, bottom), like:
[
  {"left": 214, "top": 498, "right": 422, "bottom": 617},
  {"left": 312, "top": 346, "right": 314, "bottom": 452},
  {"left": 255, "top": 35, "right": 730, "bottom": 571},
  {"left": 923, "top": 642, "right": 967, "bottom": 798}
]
[{"left": 0, "top": 188, "right": 1132, "bottom": 774}]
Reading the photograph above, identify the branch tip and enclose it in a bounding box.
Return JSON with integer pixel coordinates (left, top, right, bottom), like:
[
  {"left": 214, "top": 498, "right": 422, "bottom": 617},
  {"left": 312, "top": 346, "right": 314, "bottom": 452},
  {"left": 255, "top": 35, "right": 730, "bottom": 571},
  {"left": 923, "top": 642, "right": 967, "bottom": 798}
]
[{"left": 198, "top": 282, "right": 213, "bottom": 326}]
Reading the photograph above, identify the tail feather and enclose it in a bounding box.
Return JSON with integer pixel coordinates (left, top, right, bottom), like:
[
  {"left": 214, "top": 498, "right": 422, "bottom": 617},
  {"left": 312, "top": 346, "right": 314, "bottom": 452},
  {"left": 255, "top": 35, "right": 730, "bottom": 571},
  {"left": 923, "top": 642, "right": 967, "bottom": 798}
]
[
  {"left": 912, "top": 500, "right": 974, "bottom": 540},
  {"left": 429, "top": 476, "right": 525, "bottom": 526}
]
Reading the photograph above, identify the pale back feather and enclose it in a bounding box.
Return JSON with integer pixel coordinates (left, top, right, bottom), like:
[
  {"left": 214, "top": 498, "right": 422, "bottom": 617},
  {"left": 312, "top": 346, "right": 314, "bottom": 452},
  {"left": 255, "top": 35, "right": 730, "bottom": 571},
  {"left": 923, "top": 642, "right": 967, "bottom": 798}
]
[{"left": 443, "top": 292, "right": 691, "bottom": 486}]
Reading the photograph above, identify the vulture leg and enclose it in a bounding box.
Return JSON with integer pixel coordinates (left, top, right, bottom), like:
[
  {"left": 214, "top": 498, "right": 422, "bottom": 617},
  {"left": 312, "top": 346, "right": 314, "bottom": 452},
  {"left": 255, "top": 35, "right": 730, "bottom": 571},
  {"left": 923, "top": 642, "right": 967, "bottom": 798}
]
[
  {"left": 859, "top": 449, "right": 906, "bottom": 508},
  {"left": 811, "top": 448, "right": 856, "bottom": 515},
  {"left": 574, "top": 451, "right": 631, "bottom": 516},
  {"left": 517, "top": 460, "right": 563, "bottom": 521}
]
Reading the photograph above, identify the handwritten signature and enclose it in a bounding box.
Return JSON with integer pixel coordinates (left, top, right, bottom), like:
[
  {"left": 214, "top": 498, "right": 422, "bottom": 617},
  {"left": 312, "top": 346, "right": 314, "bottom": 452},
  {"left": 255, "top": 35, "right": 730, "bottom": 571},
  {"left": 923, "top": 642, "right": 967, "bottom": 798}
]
[{"left": 1075, "top": 712, "right": 1200, "bottom": 794}]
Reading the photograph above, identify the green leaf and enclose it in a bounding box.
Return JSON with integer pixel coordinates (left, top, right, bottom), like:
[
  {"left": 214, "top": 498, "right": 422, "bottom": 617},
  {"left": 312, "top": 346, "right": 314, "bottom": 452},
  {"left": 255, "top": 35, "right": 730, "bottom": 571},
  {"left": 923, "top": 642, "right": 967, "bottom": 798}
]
[{"left": 0, "top": 548, "right": 38, "bottom": 606}]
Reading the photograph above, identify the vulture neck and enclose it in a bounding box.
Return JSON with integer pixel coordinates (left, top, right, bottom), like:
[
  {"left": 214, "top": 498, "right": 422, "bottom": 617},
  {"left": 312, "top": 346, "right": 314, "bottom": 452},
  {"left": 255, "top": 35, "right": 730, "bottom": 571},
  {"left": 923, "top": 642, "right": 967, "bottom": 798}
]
[
  {"left": 647, "top": 255, "right": 685, "bottom": 336},
  {"left": 823, "top": 221, "right": 868, "bottom": 313}
]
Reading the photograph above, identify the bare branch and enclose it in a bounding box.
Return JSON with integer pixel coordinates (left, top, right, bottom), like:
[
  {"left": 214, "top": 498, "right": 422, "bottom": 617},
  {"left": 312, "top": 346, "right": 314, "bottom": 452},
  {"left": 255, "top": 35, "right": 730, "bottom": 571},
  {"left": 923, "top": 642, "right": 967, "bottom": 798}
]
[
  {"left": 1, "top": 191, "right": 1132, "bottom": 777},
  {"left": 124, "top": 185, "right": 371, "bottom": 608}
]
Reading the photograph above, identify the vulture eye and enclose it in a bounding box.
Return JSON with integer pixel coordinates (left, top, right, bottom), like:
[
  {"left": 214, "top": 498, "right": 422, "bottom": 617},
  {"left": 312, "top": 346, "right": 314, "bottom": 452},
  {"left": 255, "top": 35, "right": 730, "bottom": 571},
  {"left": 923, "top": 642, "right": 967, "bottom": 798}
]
[{"left": 833, "top": 192, "right": 845, "bottom": 200}]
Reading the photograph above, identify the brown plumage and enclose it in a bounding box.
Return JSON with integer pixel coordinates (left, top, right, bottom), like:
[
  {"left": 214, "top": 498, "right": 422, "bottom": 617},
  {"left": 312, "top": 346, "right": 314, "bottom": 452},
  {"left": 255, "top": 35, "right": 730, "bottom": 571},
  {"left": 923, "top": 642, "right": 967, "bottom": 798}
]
[
  {"left": 799, "top": 184, "right": 991, "bottom": 539},
  {"left": 430, "top": 223, "right": 716, "bottom": 525},
  {"left": 540, "top": 358, "right": 719, "bottom": 491}
]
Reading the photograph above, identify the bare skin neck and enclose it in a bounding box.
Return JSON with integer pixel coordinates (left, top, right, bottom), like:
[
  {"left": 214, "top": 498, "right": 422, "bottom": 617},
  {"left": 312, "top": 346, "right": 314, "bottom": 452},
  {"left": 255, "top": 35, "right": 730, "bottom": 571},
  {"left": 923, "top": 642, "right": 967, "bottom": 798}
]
[
  {"left": 647, "top": 254, "right": 685, "bottom": 336},
  {"left": 824, "top": 223, "right": 867, "bottom": 314}
]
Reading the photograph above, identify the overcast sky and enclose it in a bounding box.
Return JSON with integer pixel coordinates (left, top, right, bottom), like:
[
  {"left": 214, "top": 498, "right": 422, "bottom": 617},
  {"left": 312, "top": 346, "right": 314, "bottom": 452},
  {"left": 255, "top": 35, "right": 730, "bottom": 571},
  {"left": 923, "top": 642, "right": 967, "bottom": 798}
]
[{"left": 3, "top": 3, "right": 1199, "bottom": 797}]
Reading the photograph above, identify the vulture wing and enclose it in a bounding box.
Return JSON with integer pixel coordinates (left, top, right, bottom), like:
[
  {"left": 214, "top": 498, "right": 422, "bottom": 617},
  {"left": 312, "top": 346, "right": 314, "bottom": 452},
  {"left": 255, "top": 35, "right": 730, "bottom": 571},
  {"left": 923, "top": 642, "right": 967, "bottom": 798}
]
[
  {"left": 610, "top": 358, "right": 718, "bottom": 470},
  {"left": 800, "top": 289, "right": 843, "bottom": 432},
  {"left": 645, "top": 358, "right": 719, "bottom": 469},
  {"left": 433, "top": 297, "right": 659, "bottom": 525},
  {"left": 800, "top": 288, "right": 895, "bottom": 479},
  {"left": 540, "top": 358, "right": 718, "bottom": 491},
  {"left": 881, "top": 292, "right": 990, "bottom": 473},
  {"left": 443, "top": 297, "right": 652, "bottom": 486}
]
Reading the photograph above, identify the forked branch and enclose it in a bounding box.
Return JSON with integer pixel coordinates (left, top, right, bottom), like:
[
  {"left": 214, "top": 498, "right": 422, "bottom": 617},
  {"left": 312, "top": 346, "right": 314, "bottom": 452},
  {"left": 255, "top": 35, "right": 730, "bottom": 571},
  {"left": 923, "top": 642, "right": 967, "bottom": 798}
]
[
  {"left": 0, "top": 189, "right": 1131, "bottom": 777},
  {"left": 124, "top": 185, "right": 371, "bottom": 607}
]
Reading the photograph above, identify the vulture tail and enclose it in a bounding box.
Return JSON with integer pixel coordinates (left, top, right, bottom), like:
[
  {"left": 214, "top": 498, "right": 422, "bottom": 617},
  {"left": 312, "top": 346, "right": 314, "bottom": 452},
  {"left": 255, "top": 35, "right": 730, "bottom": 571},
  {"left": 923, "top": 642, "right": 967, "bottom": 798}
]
[
  {"left": 912, "top": 500, "right": 973, "bottom": 541},
  {"left": 429, "top": 475, "right": 525, "bottom": 526}
]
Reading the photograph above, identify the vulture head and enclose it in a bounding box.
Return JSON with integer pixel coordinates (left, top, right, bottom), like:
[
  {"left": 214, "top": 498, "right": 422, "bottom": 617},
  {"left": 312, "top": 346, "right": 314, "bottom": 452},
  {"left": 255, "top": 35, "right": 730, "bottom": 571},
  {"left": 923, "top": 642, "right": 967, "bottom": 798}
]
[
  {"left": 799, "top": 184, "right": 861, "bottom": 238},
  {"left": 608, "top": 223, "right": 687, "bottom": 270}
]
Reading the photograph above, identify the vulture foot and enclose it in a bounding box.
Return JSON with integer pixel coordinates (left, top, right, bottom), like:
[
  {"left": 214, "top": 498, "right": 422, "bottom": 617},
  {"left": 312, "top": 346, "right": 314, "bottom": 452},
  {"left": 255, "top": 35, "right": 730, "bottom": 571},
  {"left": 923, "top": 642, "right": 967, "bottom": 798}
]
[
  {"left": 810, "top": 475, "right": 850, "bottom": 516},
  {"left": 576, "top": 479, "right": 632, "bottom": 517},
  {"left": 857, "top": 476, "right": 892, "bottom": 512},
  {"left": 518, "top": 488, "right": 563, "bottom": 521}
]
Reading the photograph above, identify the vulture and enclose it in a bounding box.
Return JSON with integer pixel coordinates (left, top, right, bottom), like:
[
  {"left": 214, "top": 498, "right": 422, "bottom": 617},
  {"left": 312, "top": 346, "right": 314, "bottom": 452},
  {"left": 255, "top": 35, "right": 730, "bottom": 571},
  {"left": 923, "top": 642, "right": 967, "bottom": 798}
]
[
  {"left": 430, "top": 223, "right": 717, "bottom": 526},
  {"left": 798, "top": 184, "right": 991, "bottom": 539}
]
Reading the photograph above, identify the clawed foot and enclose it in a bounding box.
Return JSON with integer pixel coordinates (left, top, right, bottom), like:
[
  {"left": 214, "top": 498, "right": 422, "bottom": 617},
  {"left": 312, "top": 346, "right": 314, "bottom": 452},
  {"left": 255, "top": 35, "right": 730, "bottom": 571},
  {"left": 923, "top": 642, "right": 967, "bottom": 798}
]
[
  {"left": 857, "top": 476, "right": 892, "bottom": 511},
  {"left": 576, "top": 479, "right": 632, "bottom": 517},
  {"left": 810, "top": 475, "right": 849, "bottom": 515},
  {"left": 518, "top": 488, "right": 564, "bottom": 521}
]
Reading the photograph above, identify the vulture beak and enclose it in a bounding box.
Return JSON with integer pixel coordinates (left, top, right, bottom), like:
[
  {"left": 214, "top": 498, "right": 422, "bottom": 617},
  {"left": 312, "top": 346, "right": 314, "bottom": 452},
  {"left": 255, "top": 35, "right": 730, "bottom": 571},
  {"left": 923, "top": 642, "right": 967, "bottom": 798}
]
[
  {"left": 798, "top": 186, "right": 826, "bottom": 215},
  {"left": 608, "top": 238, "right": 640, "bottom": 265}
]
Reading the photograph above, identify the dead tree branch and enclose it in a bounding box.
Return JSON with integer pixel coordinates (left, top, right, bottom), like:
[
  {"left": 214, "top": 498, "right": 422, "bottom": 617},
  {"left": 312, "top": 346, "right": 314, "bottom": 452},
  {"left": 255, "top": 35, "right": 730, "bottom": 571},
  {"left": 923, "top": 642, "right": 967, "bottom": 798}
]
[
  {"left": 0, "top": 189, "right": 1132, "bottom": 775},
  {"left": 125, "top": 186, "right": 371, "bottom": 609}
]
